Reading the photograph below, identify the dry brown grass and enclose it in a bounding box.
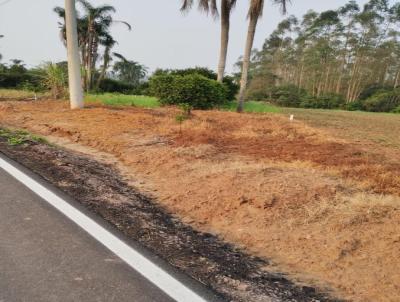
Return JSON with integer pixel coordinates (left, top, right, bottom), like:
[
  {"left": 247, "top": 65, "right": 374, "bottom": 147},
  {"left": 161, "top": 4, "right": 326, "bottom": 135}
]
[{"left": 1, "top": 100, "right": 400, "bottom": 301}]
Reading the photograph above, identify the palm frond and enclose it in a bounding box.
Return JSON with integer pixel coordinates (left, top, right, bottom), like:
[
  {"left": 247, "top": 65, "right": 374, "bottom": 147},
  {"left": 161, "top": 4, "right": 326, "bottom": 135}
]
[
  {"left": 76, "top": 0, "right": 94, "bottom": 11},
  {"left": 95, "top": 5, "right": 117, "bottom": 16},
  {"left": 272, "top": 0, "right": 290, "bottom": 14},
  {"left": 248, "top": 0, "right": 265, "bottom": 19},
  {"left": 229, "top": 0, "right": 238, "bottom": 10},
  {"left": 112, "top": 52, "right": 128, "bottom": 62},
  {"left": 114, "top": 20, "right": 132, "bottom": 31},
  {"left": 53, "top": 6, "right": 65, "bottom": 18},
  {"left": 181, "top": 0, "right": 194, "bottom": 12}
]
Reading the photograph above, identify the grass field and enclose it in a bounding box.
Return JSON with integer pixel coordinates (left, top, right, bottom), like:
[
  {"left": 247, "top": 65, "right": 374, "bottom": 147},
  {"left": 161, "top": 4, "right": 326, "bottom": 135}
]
[
  {"left": 86, "top": 93, "right": 282, "bottom": 113},
  {"left": 0, "top": 89, "right": 50, "bottom": 99},
  {"left": 221, "top": 101, "right": 281, "bottom": 113},
  {"left": 281, "top": 107, "right": 400, "bottom": 149},
  {"left": 85, "top": 93, "right": 160, "bottom": 108}
]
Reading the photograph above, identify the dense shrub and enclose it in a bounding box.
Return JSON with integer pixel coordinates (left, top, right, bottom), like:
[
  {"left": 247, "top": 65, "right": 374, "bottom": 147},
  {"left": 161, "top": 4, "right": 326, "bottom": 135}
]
[
  {"left": 392, "top": 106, "right": 400, "bottom": 113},
  {"left": 358, "top": 84, "right": 393, "bottom": 100},
  {"left": 300, "top": 93, "right": 345, "bottom": 109},
  {"left": 151, "top": 67, "right": 239, "bottom": 101},
  {"left": 0, "top": 72, "right": 42, "bottom": 90},
  {"left": 363, "top": 90, "right": 400, "bottom": 112},
  {"left": 149, "top": 74, "right": 227, "bottom": 109},
  {"left": 133, "top": 81, "right": 150, "bottom": 95},
  {"left": 344, "top": 100, "right": 364, "bottom": 111},
  {"left": 98, "top": 78, "right": 136, "bottom": 94},
  {"left": 222, "top": 75, "right": 239, "bottom": 101},
  {"left": 269, "top": 85, "right": 307, "bottom": 107},
  {"left": 41, "top": 62, "right": 68, "bottom": 99}
]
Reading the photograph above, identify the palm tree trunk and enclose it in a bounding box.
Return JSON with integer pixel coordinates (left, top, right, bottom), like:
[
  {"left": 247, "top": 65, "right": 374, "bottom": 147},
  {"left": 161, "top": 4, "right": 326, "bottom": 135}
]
[
  {"left": 86, "top": 18, "right": 94, "bottom": 92},
  {"left": 96, "top": 48, "right": 110, "bottom": 89},
  {"left": 237, "top": 15, "right": 258, "bottom": 113},
  {"left": 217, "top": 1, "right": 230, "bottom": 83}
]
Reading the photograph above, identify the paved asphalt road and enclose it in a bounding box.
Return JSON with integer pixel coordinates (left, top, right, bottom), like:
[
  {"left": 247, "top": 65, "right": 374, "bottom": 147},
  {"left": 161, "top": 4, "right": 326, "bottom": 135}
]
[{"left": 0, "top": 162, "right": 213, "bottom": 302}]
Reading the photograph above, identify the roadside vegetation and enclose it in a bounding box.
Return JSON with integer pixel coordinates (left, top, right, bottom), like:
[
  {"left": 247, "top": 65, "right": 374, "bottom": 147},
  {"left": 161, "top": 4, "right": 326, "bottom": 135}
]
[{"left": 0, "top": 128, "right": 48, "bottom": 146}]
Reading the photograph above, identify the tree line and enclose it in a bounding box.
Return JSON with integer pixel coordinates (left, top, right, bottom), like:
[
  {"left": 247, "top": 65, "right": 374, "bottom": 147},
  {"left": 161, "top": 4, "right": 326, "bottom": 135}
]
[{"left": 245, "top": 0, "right": 400, "bottom": 105}]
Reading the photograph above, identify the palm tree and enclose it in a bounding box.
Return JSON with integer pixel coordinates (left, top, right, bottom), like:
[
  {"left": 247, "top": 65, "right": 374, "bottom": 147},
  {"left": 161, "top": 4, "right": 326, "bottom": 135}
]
[
  {"left": 181, "top": 0, "right": 237, "bottom": 82},
  {"left": 77, "top": 0, "right": 116, "bottom": 91},
  {"left": 96, "top": 33, "right": 116, "bottom": 88},
  {"left": 237, "top": 0, "right": 289, "bottom": 112},
  {"left": 217, "top": 0, "right": 237, "bottom": 82},
  {"left": 112, "top": 53, "right": 148, "bottom": 86},
  {"left": 54, "top": 0, "right": 131, "bottom": 91}
]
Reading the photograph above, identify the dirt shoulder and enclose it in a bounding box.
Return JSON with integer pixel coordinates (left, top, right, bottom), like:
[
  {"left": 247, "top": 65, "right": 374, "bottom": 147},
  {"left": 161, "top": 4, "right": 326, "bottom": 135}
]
[
  {"left": 1, "top": 100, "right": 399, "bottom": 302},
  {"left": 0, "top": 132, "right": 333, "bottom": 302}
]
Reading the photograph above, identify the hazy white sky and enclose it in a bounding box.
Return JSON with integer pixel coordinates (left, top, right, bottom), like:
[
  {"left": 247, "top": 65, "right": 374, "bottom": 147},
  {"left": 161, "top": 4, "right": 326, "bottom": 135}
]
[{"left": 0, "top": 0, "right": 371, "bottom": 74}]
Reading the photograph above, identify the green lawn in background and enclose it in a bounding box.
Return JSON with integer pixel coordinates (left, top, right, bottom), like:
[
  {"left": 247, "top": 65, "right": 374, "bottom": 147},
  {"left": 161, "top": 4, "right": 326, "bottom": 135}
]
[
  {"left": 221, "top": 101, "right": 281, "bottom": 113},
  {"left": 85, "top": 93, "right": 282, "bottom": 113},
  {"left": 85, "top": 93, "right": 160, "bottom": 108},
  {"left": 0, "top": 89, "right": 50, "bottom": 99}
]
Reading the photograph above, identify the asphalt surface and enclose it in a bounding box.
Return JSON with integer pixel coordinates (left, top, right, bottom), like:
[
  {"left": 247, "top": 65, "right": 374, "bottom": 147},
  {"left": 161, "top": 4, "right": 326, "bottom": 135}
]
[{"left": 0, "top": 164, "right": 189, "bottom": 302}]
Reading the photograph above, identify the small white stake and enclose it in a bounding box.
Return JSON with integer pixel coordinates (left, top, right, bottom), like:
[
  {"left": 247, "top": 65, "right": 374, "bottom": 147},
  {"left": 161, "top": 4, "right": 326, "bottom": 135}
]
[{"left": 290, "top": 114, "right": 294, "bottom": 122}]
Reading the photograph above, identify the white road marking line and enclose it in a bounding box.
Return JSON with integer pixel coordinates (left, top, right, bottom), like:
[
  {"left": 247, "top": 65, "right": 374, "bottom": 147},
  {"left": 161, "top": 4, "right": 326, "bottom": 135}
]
[{"left": 0, "top": 157, "right": 208, "bottom": 302}]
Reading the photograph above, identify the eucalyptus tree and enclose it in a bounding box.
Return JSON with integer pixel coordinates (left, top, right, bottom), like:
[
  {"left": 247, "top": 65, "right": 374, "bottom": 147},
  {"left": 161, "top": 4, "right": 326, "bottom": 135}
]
[
  {"left": 54, "top": 0, "right": 131, "bottom": 91},
  {"left": 181, "top": 0, "right": 237, "bottom": 82},
  {"left": 237, "top": 0, "right": 289, "bottom": 112},
  {"left": 244, "top": 0, "right": 400, "bottom": 103}
]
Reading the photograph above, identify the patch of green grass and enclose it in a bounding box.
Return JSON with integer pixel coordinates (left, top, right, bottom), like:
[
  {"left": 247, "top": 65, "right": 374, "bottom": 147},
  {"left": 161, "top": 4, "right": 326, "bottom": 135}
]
[
  {"left": 85, "top": 93, "right": 160, "bottom": 108},
  {"left": 85, "top": 94, "right": 281, "bottom": 114},
  {"left": 221, "top": 101, "right": 281, "bottom": 113},
  {"left": 0, "top": 89, "right": 50, "bottom": 99},
  {"left": 0, "top": 128, "right": 48, "bottom": 146}
]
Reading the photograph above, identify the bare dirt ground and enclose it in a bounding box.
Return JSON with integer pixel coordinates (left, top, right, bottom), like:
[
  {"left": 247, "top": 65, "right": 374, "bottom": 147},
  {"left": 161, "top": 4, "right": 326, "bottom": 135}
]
[{"left": 1, "top": 100, "right": 399, "bottom": 302}]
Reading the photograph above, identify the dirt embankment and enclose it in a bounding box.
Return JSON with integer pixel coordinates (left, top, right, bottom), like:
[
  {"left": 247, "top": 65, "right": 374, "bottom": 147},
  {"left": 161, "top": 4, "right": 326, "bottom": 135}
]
[{"left": 1, "top": 100, "right": 399, "bottom": 302}]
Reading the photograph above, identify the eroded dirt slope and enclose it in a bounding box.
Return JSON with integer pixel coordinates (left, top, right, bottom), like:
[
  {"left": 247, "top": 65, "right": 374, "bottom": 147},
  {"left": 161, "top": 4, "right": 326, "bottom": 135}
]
[{"left": 1, "top": 100, "right": 399, "bottom": 302}]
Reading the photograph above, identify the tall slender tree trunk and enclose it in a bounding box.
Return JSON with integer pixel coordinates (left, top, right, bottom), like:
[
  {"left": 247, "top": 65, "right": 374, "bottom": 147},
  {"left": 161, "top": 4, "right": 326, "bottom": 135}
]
[
  {"left": 86, "top": 18, "right": 94, "bottom": 92},
  {"left": 65, "top": 0, "right": 84, "bottom": 109},
  {"left": 217, "top": 1, "right": 230, "bottom": 83},
  {"left": 96, "top": 49, "right": 110, "bottom": 89},
  {"left": 394, "top": 70, "right": 399, "bottom": 88},
  {"left": 237, "top": 16, "right": 258, "bottom": 113}
]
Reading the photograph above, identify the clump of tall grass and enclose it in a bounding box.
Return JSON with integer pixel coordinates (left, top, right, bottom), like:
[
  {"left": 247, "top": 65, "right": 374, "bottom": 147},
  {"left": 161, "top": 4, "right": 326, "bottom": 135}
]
[{"left": 41, "top": 62, "right": 68, "bottom": 99}]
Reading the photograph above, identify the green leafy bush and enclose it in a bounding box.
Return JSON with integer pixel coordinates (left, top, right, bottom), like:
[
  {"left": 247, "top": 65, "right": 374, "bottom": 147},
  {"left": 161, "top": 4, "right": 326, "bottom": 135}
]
[
  {"left": 363, "top": 90, "right": 400, "bottom": 112},
  {"left": 222, "top": 75, "right": 239, "bottom": 101},
  {"left": 300, "top": 93, "right": 345, "bottom": 109},
  {"left": 270, "top": 85, "right": 307, "bottom": 107},
  {"left": 392, "top": 106, "right": 400, "bottom": 113},
  {"left": 151, "top": 67, "right": 239, "bottom": 101},
  {"left": 149, "top": 74, "right": 227, "bottom": 109},
  {"left": 98, "top": 78, "right": 136, "bottom": 94},
  {"left": 0, "top": 72, "right": 42, "bottom": 90},
  {"left": 344, "top": 100, "right": 364, "bottom": 111},
  {"left": 358, "top": 84, "right": 393, "bottom": 101},
  {"left": 41, "top": 62, "right": 68, "bottom": 99}
]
